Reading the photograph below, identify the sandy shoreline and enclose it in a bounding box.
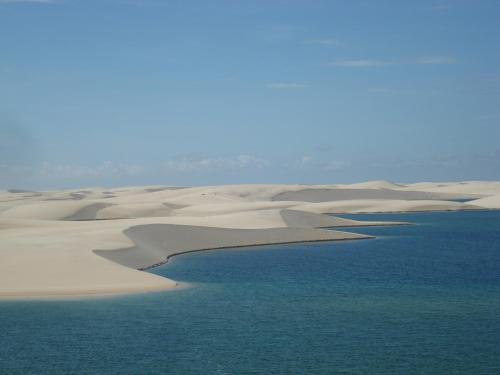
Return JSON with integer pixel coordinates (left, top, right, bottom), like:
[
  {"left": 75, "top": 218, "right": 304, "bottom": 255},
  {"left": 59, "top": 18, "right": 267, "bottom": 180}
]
[
  {"left": 1, "top": 181, "right": 499, "bottom": 299},
  {"left": 96, "top": 225, "right": 373, "bottom": 270},
  {"left": 140, "top": 236, "right": 373, "bottom": 271}
]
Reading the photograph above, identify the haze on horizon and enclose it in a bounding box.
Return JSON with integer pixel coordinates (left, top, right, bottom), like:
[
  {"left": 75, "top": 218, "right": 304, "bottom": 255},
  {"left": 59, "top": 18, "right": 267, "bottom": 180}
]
[{"left": 1, "top": 0, "right": 499, "bottom": 189}]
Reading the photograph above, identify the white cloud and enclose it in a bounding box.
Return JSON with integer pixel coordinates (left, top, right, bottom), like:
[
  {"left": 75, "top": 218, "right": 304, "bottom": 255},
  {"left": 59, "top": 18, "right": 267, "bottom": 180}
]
[
  {"left": 299, "top": 156, "right": 313, "bottom": 165},
  {"left": 291, "top": 156, "right": 349, "bottom": 171},
  {"left": 37, "top": 161, "right": 147, "bottom": 179},
  {"left": 0, "top": 156, "right": 270, "bottom": 184},
  {"left": 324, "top": 160, "right": 349, "bottom": 171},
  {"left": 266, "top": 82, "right": 306, "bottom": 89},
  {"left": 164, "top": 155, "right": 269, "bottom": 172}
]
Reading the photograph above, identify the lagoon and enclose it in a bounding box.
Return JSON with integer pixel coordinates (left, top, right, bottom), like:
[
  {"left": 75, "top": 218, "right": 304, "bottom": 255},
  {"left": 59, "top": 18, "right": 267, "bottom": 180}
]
[{"left": 1, "top": 211, "right": 499, "bottom": 374}]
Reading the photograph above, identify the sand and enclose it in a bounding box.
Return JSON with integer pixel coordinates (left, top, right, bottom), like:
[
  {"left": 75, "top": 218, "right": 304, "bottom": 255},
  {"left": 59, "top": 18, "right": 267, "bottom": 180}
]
[
  {"left": 95, "top": 224, "right": 371, "bottom": 270},
  {"left": 0, "top": 181, "right": 497, "bottom": 298}
]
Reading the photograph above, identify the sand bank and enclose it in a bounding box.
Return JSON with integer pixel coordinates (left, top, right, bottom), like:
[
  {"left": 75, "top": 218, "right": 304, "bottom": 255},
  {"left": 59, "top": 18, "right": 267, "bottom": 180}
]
[{"left": 0, "top": 181, "right": 496, "bottom": 298}]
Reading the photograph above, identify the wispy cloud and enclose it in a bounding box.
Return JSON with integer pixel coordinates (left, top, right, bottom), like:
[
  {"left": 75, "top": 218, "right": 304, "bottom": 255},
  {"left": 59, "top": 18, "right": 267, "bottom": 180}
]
[
  {"left": 38, "top": 161, "right": 146, "bottom": 179},
  {"left": 44, "top": 156, "right": 269, "bottom": 177},
  {"left": 266, "top": 82, "right": 306, "bottom": 89},
  {"left": 164, "top": 155, "right": 269, "bottom": 172},
  {"left": 0, "top": 161, "right": 146, "bottom": 181},
  {"left": 0, "top": 155, "right": 270, "bottom": 184},
  {"left": 299, "top": 156, "right": 313, "bottom": 166},
  {"left": 324, "top": 160, "right": 350, "bottom": 171},
  {"left": 332, "top": 57, "right": 457, "bottom": 68},
  {"left": 291, "top": 156, "right": 350, "bottom": 171},
  {"left": 305, "top": 38, "right": 341, "bottom": 46}
]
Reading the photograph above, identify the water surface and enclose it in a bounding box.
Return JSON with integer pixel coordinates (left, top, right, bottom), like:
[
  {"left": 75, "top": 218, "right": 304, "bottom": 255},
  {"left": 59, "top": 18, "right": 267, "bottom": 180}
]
[{"left": 1, "top": 211, "right": 499, "bottom": 374}]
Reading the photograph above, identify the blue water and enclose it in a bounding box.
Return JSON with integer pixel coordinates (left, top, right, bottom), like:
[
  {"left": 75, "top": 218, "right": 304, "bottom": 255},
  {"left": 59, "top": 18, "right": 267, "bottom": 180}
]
[{"left": 1, "top": 211, "right": 500, "bottom": 374}]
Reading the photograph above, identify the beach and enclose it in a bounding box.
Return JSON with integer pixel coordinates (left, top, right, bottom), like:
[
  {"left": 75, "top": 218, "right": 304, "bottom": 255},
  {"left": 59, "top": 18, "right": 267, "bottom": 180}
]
[{"left": 1, "top": 180, "right": 499, "bottom": 298}]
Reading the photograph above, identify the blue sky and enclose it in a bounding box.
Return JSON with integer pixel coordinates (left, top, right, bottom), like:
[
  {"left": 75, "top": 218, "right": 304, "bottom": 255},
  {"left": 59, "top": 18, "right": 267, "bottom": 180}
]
[{"left": 1, "top": 0, "right": 499, "bottom": 189}]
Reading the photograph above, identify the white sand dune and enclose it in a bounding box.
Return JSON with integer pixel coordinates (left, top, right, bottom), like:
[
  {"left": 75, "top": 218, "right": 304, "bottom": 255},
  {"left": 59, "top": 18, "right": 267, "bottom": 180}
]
[
  {"left": 95, "top": 224, "right": 370, "bottom": 270},
  {"left": 0, "top": 201, "right": 113, "bottom": 221},
  {"left": 403, "top": 181, "right": 500, "bottom": 196},
  {"left": 293, "top": 199, "right": 481, "bottom": 214},
  {"left": 335, "top": 180, "right": 406, "bottom": 190},
  {"left": 96, "top": 202, "right": 179, "bottom": 220},
  {"left": 470, "top": 194, "right": 500, "bottom": 209},
  {"left": 0, "top": 181, "right": 497, "bottom": 298},
  {"left": 0, "top": 219, "right": 175, "bottom": 297},
  {"left": 280, "top": 209, "right": 406, "bottom": 228},
  {"left": 272, "top": 188, "right": 470, "bottom": 203}
]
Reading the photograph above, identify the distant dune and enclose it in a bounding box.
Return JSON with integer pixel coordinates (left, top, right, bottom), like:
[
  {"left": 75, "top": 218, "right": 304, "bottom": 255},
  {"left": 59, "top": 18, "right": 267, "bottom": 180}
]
[
  {"left": 470, "top": 194, "right": 500, "bottom": 209},
  {"left": 335, "top": 180, "right": 406, "bottom": 190},
  {"left": 0, "top": 181, "right": 497, "bottom": 298}
]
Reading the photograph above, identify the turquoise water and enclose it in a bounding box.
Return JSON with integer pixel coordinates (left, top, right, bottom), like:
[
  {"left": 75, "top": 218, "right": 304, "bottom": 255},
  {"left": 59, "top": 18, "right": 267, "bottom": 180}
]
[{"left": 1, "top": 211, "right": 500, "bottom": 374}]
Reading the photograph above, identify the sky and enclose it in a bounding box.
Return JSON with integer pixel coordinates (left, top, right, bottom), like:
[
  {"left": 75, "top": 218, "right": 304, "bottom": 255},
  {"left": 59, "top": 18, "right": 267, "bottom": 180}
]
[{"left": 1, "top": 0, "right": 499, "bottom": 189}]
